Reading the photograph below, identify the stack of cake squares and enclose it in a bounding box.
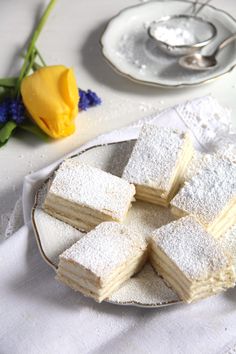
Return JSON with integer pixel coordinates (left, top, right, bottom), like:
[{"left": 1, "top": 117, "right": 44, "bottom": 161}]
[{"left": 43, "top": 124, "right": 236, "bottom": 303}]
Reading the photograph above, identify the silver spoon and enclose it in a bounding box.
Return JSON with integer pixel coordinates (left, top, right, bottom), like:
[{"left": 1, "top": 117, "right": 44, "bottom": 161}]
[
  {"left": 179, "top": 33, "right": 236, "bottom": 71},
  {"left": 192, "top": 0, "right": 212, "bottom": 16}
]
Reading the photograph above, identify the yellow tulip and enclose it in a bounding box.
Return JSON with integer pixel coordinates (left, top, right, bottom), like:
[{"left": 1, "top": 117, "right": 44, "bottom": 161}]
[{"left": 21, "top": 65, "right": 79, "bottom": 138}]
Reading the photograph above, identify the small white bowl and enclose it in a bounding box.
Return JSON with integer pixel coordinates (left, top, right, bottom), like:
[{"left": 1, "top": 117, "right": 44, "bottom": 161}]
[{"left": 148, "top": 15, "right": 217, "bottom": 56}]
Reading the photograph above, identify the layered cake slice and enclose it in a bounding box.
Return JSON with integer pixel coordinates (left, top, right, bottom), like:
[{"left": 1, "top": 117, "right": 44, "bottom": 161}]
[
  {"left": 122, "top": 124, "right": 194, "bottom": 207},
  {"left": 56, "top": 222, "right": 148, "bottom": 302},
  {"left": 150, "top": 216, "right": 235, "bottom": 303},
  {"left": 171, "top": 156, "right": 236, "bottom": 238},
  {"left": 44, "top": 159, "right": 135, "bottom": 231}
]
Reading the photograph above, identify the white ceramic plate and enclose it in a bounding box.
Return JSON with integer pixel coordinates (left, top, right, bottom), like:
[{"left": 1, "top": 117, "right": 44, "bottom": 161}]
[
  {"left": 100, "top": 0, "right": 236, "bottom": 88},
  {"left": 32, "top": 140, "right": 181, "bottom": 308}
]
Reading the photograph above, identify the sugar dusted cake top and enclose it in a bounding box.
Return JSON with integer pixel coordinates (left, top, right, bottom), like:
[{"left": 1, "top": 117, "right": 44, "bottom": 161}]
[
  {"left": 171, "top": 156, "right": 236, "bottom": 224},
  {"left": 47, "top": 160, "right": 135, "bottom": 220},
  {"left": 152, "top": 216, "right": 230, "bottom": 280},
  {"left": 60, "top": 222, "right": 147, "bottom": 278},
  {"left": 122, "top": 124, "right": 189, "bottom": 191}
]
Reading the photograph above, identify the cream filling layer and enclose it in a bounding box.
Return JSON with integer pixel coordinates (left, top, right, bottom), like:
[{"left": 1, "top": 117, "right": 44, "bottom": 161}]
[
  {"left": 59, "top": 249, "right": 147, "bottom": 287},
  {"left": 57, "top": 251, "right": 147, "bottom": 302},
  {"left": 44, "top": 192, "right": 132, "bottom": 231},
  {"left": 135, "top": 141, "right": 193, "bottom": 206},
  {"left": 43, "top": 209, "right": 93, "bottom": 232},
  {"left": 58, "top": 254, "right": 146, "bottom": 297},
  {"left": 151, "top": 251, "right": 234, "bottom": 296},
  {"left": 44, "top": 193, "right": 132, "bottom": 231},
  {"left": 171, "top": 198, "right": 236, "bottom": 239},
  {"left": 150, "top": 242, "right": 235, "bottom": 303}
]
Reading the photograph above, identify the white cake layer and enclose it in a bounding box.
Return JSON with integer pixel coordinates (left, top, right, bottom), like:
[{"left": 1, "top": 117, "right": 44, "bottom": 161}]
[
  {"left": 59, "top": 222, "right": 147, "bottom": 281},
  {"left": 57, "top": 222, "right": 147, "bottom": 302},
  {"left": 151, "top": 216, "right": 232, "bottom": 281},
  {"left": 171, "top": 156, "right": 236, "bottom": 226},
  {"left": 151, "top": 251, "right": 235, "bottom": 303},
  {"left": 44, "top": 160, "right": 135, "bottom": 221},
  {"left": 122, "top": 124, "right": 193, "bottom": 194},
  {"left": 57, "top": 250, "right": 147, "bottom": 302},
  {"left": 58, "top": 249, "right": 147, "bottom": 289}
]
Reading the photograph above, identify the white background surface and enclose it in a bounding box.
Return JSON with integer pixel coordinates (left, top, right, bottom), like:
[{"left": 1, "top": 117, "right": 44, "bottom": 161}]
[
  {"left": 2, "top": 96, "right": 236, "bottom": 354},
  {"left": 0, "top": 0, "right": 236, "bottom": 221},
  {"left": 1, "top": 2, "right": 236, "bottom": 353}
]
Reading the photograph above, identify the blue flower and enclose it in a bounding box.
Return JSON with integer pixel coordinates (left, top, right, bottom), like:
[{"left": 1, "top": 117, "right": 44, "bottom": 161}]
[
  {"left": 0, "top": 99, "right": 10, "bottom": 124},
  {"left": 79, "top": 89, "right": 101, "bottom": 111},
  {"left": 10, "top": 98, "right": 26, "bottom": 124},
  {"left": 0, "top": 98, "right": 27, "bottom": 125}
]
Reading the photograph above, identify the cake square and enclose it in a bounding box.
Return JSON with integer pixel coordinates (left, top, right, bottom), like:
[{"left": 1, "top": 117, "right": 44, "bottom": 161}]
[
  {"left": 150, "top": 216, "right": 235, "bottom": 303},
  {"left": 44, "top": 159, "right": 135, "bottom": 231},
  {"left": 171, "top": 156, "right": 236, "bottom": 238},
  {"left": 122, "top": 124, "right": 194, "bottom": 207},
  {"left": 56, "top": 222, "right": 148, "bottom": 302}
]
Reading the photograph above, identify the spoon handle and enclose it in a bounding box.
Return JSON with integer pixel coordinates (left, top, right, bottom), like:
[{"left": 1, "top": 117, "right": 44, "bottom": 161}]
[
  {"left": 214, "top": 33, "right": 236, "bottom": 56},
  {"left": 194, "top": 0, "right": 212, "bottom": 16}
]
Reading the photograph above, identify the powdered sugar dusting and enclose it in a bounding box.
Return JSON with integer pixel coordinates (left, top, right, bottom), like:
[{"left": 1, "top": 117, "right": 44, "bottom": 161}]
[
  {"left": 152, "top": 24, "right": 196, "bottom": 46},
  {"left": 109, "top": 263, "right": 179, "bottom": 304},
  {"left": 171, "top": 156, "right": 236, "bottom": 224},
  {"left": 221, "top": 224, "right": 236, "bottom": 267},
  {"left": 61, "top": 222, "right": 147, "bottom": 279},
  {"left": 122, "top": 124, "right": 188, "bottom": 191},
  {"left": 124, "top": 201, "right": 176, "bottom": 240},
  {"left": 183, "top": 152, "right": 210, "bottom": 182},
  {"left": 47, "top": 160, "right": 135, "bottom": 220},
  {"left": 152, "top": 216, "right": 228, "bottom": 280}
]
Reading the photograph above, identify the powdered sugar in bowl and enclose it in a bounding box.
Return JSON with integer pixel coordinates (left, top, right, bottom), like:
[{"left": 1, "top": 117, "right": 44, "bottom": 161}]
[{"left": 148, "top": 15, "right": 217, "bottom": 56}]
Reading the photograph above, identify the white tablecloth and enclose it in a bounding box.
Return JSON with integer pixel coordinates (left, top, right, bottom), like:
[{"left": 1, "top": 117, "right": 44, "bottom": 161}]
[{"left": 1, "top": 96, "right": 236, "bottom": 354}]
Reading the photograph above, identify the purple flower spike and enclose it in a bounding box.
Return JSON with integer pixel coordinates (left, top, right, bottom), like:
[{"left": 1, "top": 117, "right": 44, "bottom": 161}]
[
  {"left": 79, "top": 88, "right": 101, "bottom": 111},
  {"left": 10, "top": 98, "right": 26, "bottom": 124},
  {"left": 0, "top": 99, "right": 10, "bottom": 124}
]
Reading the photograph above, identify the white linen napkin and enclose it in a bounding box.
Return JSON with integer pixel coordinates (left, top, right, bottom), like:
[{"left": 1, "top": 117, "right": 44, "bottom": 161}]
[{"left": 1, "top": 96, "right": 236, "bottom": 354}]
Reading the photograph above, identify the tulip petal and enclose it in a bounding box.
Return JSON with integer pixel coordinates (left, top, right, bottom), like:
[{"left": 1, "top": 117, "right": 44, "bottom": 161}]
[{"left": 21, "top": 65, "right": 79, "bottom": 139}]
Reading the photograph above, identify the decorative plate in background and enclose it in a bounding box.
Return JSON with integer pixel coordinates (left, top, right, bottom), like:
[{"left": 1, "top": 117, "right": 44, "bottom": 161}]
[{"left": 100, "top": 0, "right": 236, "bottom": 88}]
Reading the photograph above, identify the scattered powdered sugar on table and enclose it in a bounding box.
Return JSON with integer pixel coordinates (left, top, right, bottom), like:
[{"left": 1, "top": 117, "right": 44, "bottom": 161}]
[
  {"left": 114, "top": 22, "right": 212, "bottom": 82},
  {"left": 109, "top": 263, "right": 179, "bottom": 304},
  {"left": 122, "top": 124, "right": 187, "bottom": 191},
  {"left": 152, "top": 216, "right": 229, "bottom": 280},
  {"left": 61, "top": 222, "right": 146, "bottom": 279},
  {"left": 171, "top": 156, "right": 236, "bottom": 224}
]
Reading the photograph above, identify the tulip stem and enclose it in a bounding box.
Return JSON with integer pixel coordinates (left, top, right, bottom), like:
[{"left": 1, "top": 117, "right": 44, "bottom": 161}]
[
  {"left": 24, "top": 49, "right": 38, "bottom": 78},
  {"left": 15, "top": 0, "right": 57, "bottom": 95}
]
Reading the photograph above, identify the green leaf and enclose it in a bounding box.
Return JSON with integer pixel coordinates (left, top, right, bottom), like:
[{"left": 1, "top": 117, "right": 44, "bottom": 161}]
[
  {"left": 0, "top": 77, "right": 17, "bottom": 88},
  {"left": 35, "top": 47, "right": 47, "bottom": 66},
  {"left": 15, "top": 0, "right": 57, "bottom": 95},
  {"left": 0, "top": 121, "right": 17, "bottom": 144},
  {"left": 0, "top": 139, "right": 8, "bottom": 148},
  {"left": 32, "top": 62, "right": 42, "bottom": 72},
  {"left": 19, "top": 122, "right": 49, "bottom": 141},
  {"left": 0, "top": 89, "right": 13, "bottom": 102}
]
